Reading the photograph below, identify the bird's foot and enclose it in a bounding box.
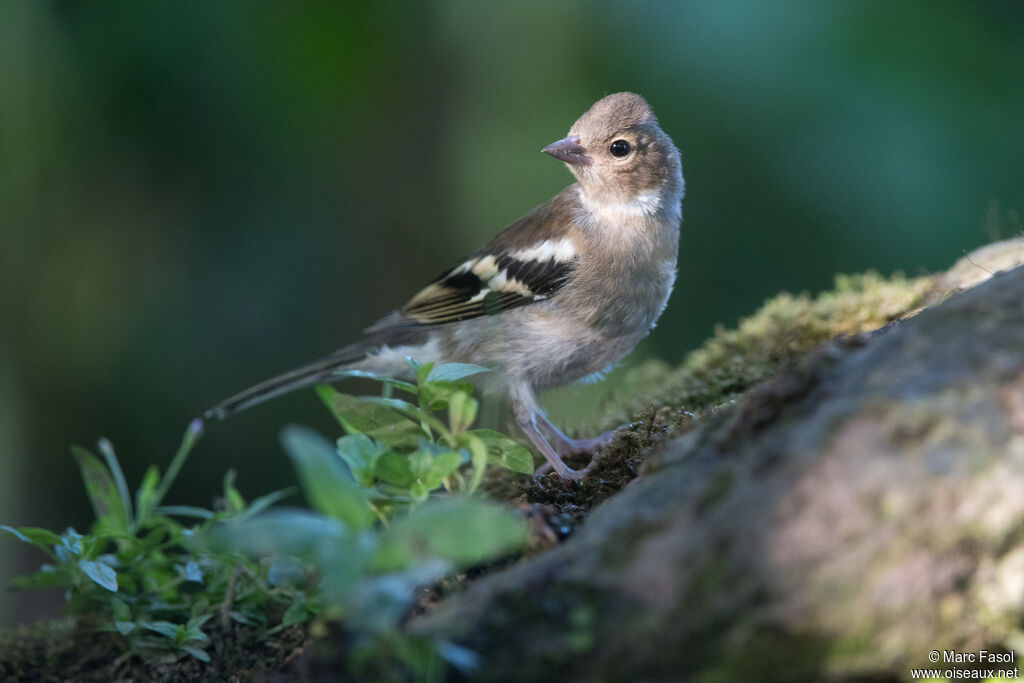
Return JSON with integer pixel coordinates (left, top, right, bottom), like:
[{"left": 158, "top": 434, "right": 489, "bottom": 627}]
[
  {"left": 515, "top": 398, "right": 623, "bottom": 481},
  {"left": 551, "top": 429, "right": 617, "bottom": 457},
  {"left": 534, "top": 455, "right": 599, "bottom": 480},
  {"left": 532, "top": 426, "right": 619, "bottom": 479}
]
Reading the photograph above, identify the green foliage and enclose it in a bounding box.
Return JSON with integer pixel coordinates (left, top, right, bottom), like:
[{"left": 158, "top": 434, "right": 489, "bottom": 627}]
[
  {"left": 2, "top": 420, "right": 303, "bottom": 662},
  {"left": 592, "top": 271, "right": 934, "bottom": 430},
  {"left": 320, "top": 359, "right": 534, "bottom": 511},
  {"left": 2, "top": 363, "right": 530, "bottom": 679},
  {"left": 196, "top": 361, "right": 531, "bottom": 677}
]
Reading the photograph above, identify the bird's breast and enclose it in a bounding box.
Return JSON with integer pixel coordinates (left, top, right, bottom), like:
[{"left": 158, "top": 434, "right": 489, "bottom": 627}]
[
  {"left": 576, "top": 257, "right": 676, "bottom": 337},
  {"left": 565, "top": 215, "right": 679, "bottom": 339}
]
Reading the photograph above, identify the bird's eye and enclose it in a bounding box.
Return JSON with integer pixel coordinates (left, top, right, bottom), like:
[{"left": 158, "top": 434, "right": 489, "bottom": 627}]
[{"left": 609, "top": 139, "right": 631, "bottom": 157}]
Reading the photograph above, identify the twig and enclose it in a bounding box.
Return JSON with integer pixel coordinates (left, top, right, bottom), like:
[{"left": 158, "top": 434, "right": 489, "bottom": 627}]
[{"left": 220, "top": 562, "right": 241, "bottom": 631}]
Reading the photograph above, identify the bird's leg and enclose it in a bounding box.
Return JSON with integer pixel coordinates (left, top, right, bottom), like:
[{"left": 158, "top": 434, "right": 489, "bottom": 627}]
[
  {"left": 536, "top": 414, "right": 617, "bottom": 457},
  {"left": 519, "top": 419, "right": 585, "bottom": 481},
  {"left": 530, "top": 415, "right": 617, "bottom": 476},
  {"left": 512, "top": 397, "right": 585, "bottom": 481}
]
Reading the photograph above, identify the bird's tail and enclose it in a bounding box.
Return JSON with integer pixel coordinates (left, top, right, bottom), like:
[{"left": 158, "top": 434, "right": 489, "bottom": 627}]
[{"left": 205, "top": 344, "right": 370, "bottom": 420}]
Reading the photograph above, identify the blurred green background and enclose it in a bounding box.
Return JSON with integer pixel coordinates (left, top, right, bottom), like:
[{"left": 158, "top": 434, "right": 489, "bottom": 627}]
[{"left": 2, "top": 1, "right": 1022, "bottom": 626}]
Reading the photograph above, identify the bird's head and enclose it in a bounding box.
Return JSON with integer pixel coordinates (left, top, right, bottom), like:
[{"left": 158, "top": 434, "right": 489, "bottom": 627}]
[{"left": 543, "top": 92, "right": 683, "bottom": 215}]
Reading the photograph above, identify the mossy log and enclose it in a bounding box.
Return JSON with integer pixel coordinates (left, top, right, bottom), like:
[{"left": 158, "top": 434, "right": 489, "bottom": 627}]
[
  {"left": 4, "top": 242, "right": 1022, "bottom": 682},
  {"left": 415, "top": 258, "right": 1024, "bottom": 682}
]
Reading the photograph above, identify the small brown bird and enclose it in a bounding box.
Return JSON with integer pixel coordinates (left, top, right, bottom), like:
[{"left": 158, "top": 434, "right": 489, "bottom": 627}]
[{"left": 207, "top": 92, "right": 684, "bottom": 479}]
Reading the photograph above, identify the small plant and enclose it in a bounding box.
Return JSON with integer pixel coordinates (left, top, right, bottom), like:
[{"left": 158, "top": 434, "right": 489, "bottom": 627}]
[
  {"left": 2, "top": 362, "right": 531, "bottom": 679},
  {"left": 319, "top": 359, "right": 535, "bottom": 510},
  {"left": 1, "top": 420, "right": 300, "bottom": 662},
  {"left": 199, "top": 360, "right": 532, "bottom": 676},
  {"left": 205, "top": 423, "right": 527, "bottom": 678}
]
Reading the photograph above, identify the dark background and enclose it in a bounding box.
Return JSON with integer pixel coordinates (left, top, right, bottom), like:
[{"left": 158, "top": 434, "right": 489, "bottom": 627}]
[{"left": 2, "top": 1, "right": 1022, "bottom": 625}]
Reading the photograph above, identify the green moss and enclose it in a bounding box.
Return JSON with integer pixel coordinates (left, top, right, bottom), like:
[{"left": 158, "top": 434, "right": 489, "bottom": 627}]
[
  {"left": 0, "top": 616, "right": 306, "bottom": 683},
  {"left": 691, "top": 626, "right": 834, "bottom": 683},
  {"left": 566, "top": 604, "right": 597, "bottom": 653},
  {"left": 593, "top": 271, "right": 932, "bottom": 430},
  {"left": 517, "top": 271, "right": 933, "bottom": 516},
  {"left": 0, "top": 618, "right": 88, "bottom": 681}
]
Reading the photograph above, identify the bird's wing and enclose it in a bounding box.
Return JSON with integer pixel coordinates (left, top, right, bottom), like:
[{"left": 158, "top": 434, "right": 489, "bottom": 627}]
[
  {"left": 370, "top": 188, "right": 583, "bottom": 328},
  {"left": 400, "top": 243, "right": 578, "bottom": 325}
]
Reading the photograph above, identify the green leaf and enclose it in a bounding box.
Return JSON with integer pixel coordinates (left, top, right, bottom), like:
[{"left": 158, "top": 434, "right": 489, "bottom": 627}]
[
  {"left": 267, "top": 557, "right": 305, "bottom": 587},
  {"left": 184, "top": 614, "right": 213, "bottom": 639},
  {"left": 469, "top": 429, "right": 535, "bottom": 475},
  {"left": 78, "top": 559, "right": 118, "bottom": 592},
  {"left": 182, "top": 646, "right": 211, "bottom": 662},
  {"left": 374, "top": 500, "right": 527, "bottom": 570},
  {"left": 416, "top": 379, "right": 474, "bottom": 411},
  {"left": 222, "top": 469, "right": 246, "bottom": 513},
  {"left": 9, "top": 566, "right": 68, "bottom": 590},
  {"left": 153, "top": 419, "right": 205, "bottom": 506},
  {"left": 318, "top": 387, "right": 423, "bottom": 448},
  {"left": 375, "top": 452, "right": 413, "bottom": 487},
  {"left": 97, "top": 438, "right": 134, "bottom": 529},
  {"left": 347, "top": 561, "right": 449, "bottom": 630},
  {"left": 199, "top": 510, "right": 345, "bottom": 558},
  {"left": 335, "top": 433, "right": 385, "bottom": 487},
  {"left": 407, "top": 449, "right": 434, "bottom": 478},
  {"left": 59, "top": 528, "right": 84, "bottom": 558},
  {"left": 239, "top": 487, "right": 295, "bottom": 520},
  {"left": 114, "top": 621, "right": 136, "bottom": 635},
  {"left": 447, "top": 391, "right": 478, "bottom": 434},
  {"left": 458, "top": 434, "right": 489, "bottom": 493},
  {"left": 280, "top": 426, "right": 375, "bottom": 529},
  {"left": 134, "top": 465, "right": 160, "bottom": 526},
  {"left": 201, "top": 511, "right": 371, "bottom": 603},
  {"left": 281, "top": 600, "right": 311, "bottom": 627},
  {"left": 405, "top": 444, "right": 464, "bottom": 493},
  {"left": 500, "top": 448, "right": 535, "bottom": 475},
  {"left": 332, "top": 369, "right": 417, "bottom": 394},
  {"left": 409, "top": 480, "right": 430, "bottom": 503},
  {"left": 412, "top": 359, "right": 434, "bottom": 386},
  {"left": 111, "top": 598, "right": 130, "bottom": 621},
  {"left": 0, "top": 526, "right": 61, "bottom": 556},
  {"left": 429, "top": 451, "right": 463, "bottom": 481},
  {"left": 72, "top": 446, "right": 130, "bottom": 535},
  {"left": 141, "top": 620, "right": 181, "bottom": 640},
  {"left": 425, "top": 363, "right": 489, "bottom": 383},
  {"left": 229, "top": 611, "right": 262, "bottom": 626},
  {"left": 152, "top": 505, "right": 214, "bottom": 519}
]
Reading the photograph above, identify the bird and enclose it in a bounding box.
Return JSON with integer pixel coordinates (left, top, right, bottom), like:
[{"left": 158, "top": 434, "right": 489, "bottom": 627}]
[{"left": 206, "top": 92, "right": 684, "bottom": 480}]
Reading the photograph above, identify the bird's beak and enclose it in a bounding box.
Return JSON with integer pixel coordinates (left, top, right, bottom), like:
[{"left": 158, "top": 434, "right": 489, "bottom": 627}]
[{"left": 542, "top": 135, "right": 592, "bottom": 166}]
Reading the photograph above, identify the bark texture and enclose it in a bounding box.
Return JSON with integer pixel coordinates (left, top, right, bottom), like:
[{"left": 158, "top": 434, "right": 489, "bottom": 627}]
[{"left": 417, "top": 262, "right": 1024, "bottom": 682}]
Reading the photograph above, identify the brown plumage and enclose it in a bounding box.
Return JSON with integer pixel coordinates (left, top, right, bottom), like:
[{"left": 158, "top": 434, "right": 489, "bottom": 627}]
[{"left": 207, "top": 92, "right": 684, "bottom": 480}]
